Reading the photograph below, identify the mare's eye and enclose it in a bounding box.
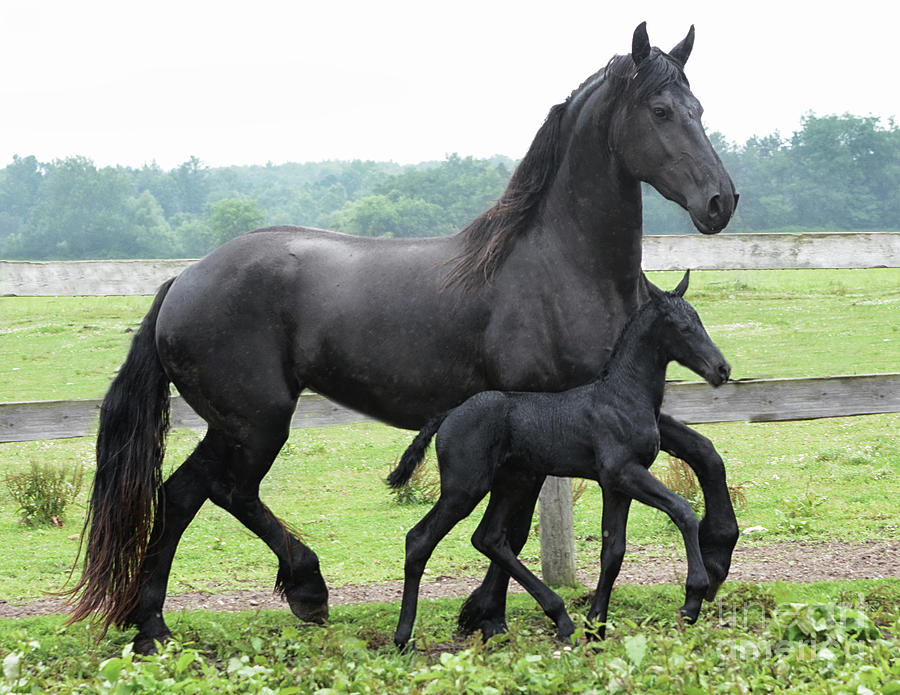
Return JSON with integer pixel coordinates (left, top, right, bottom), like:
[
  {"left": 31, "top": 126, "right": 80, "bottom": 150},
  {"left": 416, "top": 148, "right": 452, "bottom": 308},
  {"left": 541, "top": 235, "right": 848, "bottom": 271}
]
[{"left": 653, "top": 107, "right": 667, "bottom": 119}]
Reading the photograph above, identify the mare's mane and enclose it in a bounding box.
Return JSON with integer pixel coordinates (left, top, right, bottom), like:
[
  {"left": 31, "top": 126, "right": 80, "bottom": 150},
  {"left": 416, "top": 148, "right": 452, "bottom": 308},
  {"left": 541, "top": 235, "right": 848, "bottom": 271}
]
[{"left": 444, "top": 49, "right": 688, "bottom": 290}]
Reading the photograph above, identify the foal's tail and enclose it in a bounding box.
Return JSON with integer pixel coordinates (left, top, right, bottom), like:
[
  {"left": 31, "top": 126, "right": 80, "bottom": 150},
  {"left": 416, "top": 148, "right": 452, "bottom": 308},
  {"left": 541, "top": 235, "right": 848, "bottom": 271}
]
[
  {"left": 387, "top": 413, "right": 447, "bottom": 488},
  {"left": 66, "top": 278, "right": 175, "bottom": 633}
]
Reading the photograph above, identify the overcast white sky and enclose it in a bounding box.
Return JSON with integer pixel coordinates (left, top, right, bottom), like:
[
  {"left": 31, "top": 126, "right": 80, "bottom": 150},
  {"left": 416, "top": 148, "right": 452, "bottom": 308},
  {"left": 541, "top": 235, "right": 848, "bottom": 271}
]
[{"left": 1, "top": 0, "right": 897, "bottom": 170}]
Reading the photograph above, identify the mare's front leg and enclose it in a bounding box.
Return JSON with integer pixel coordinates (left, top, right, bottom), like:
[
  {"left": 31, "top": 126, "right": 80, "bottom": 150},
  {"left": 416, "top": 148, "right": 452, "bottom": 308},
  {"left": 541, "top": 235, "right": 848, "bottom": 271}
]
[
  {"left": 658, "top": 414, "right": 739, "bottom": 599},
  {"left": 611, "top": 460, "right": 709, "bottom": 623},
  {"left": 470, "top": 469, "right": 575, "bottom": 642},
  {"left": 586, "top": 487, "right": 631, "bottom": 638},
  {"left": 457, "top": 473, "right": 545, "bottom": 639}
]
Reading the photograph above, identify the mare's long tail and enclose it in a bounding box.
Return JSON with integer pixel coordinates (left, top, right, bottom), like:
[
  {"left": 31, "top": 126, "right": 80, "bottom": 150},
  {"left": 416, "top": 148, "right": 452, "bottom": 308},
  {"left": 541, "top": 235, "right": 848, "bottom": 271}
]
[
  {"left": 66, "top": 278, "right": 175, "bottom": 632},
  {"left": 387, "top": 413, "right": 447, "bottom": 488}
]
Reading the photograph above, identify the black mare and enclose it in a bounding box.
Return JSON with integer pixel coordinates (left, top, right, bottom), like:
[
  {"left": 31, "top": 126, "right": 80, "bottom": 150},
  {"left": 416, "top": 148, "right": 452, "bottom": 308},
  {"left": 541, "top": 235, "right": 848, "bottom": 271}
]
[
  {"left": 68, "top": 23, "right": 740, "bottom": 652},
  {"left": 387, "top": 272, "right": 731, "bottom": 648}
]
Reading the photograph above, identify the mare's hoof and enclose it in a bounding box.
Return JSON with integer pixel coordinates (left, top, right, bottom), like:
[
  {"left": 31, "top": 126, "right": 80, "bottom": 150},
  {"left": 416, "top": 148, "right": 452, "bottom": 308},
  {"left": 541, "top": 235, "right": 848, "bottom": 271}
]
[
  {"left": 288, "top": 599, "right": 329, "bottom": 624},
  {"left": 133, "top": 631, "right": 172, "bottom": 656}
]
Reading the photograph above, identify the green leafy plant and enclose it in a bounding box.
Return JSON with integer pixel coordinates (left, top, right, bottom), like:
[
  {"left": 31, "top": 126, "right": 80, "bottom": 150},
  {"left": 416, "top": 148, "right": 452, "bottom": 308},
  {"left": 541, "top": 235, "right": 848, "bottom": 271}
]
[
  {"left": 388, "top": 457, "right": 440, "bottom": 506},
  {"left": 768, "top": 602, "right": 882, "bottom": 644},
  {"left": 3, "top": 460, "right": 83, "bottom": 526}
]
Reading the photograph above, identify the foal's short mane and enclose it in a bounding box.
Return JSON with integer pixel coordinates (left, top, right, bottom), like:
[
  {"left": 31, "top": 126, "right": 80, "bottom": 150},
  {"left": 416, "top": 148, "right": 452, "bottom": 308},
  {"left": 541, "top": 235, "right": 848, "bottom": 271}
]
[
  {"left": 595, "top": 285, "right": 687, "bottom": 383},
  {"left": 443, "top": 49, "right": 688, "bottom": 291}
]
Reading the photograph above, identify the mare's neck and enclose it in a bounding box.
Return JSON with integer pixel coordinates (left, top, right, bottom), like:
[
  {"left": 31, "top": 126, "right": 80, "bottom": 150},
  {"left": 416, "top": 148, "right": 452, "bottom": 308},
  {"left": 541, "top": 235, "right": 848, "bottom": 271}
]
[{"left": 537, "top": 86, "right": 644, "bottom": 293}]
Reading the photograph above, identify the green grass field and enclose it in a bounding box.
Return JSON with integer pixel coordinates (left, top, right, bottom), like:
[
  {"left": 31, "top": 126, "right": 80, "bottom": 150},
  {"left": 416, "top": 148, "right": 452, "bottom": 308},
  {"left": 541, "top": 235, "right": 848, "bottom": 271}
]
[{"left": 0, "top": 269, "right": 898, "bottom": 692}]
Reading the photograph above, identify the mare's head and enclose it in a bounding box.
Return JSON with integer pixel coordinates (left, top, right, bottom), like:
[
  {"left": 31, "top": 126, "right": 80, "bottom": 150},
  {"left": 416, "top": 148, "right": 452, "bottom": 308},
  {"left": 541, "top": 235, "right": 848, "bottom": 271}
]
[
  {"left": 607, "top": 23, "right": 738, "bottom": 233},
  {"left": 650, "top": 271, "right": 731, "bottom": 386}
]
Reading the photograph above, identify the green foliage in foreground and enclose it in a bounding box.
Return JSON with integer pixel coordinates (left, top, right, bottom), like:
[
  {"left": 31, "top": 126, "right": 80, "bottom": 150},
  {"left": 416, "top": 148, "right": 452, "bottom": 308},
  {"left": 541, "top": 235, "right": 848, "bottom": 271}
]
[{"left": 1, "top": 580, "right": 898, "bottom": 694}]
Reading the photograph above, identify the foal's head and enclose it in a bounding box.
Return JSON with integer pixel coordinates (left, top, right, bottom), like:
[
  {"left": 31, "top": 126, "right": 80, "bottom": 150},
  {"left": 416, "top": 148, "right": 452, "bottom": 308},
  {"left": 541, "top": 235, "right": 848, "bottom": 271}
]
[{"left": 650, "top": 271, "right": 731, "bottom": 387}]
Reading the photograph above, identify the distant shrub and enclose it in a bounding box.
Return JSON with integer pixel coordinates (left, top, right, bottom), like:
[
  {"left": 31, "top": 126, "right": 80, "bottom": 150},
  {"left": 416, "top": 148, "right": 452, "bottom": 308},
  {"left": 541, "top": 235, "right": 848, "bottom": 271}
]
[{"left": 3, "top": 461, "right": 84, "bottom": 526}]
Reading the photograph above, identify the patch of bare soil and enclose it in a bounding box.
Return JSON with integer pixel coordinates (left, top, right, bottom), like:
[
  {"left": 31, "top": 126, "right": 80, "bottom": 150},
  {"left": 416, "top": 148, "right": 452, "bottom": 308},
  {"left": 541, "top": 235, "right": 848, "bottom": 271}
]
[{"left": 2, "top": 540, "right": 896, "bottom": 619}]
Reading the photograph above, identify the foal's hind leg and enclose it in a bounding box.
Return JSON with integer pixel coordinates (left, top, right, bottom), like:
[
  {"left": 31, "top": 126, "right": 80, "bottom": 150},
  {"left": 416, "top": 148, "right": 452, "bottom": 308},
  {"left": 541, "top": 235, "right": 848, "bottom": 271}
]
[
  {"left": 586, "top": 488, "right": 632, "bottom": 639},
  {"left": 457, "top": 473, "right": 545, "bottom": 639},
  {"left": 470, "top": 469, "right": 575, "bottom": 642},
  {"left": 394, "top": 487, "right": 487, "bottom": 650},
  {"left": 659, "top": 415, "right": 739, "bottom": 599}
]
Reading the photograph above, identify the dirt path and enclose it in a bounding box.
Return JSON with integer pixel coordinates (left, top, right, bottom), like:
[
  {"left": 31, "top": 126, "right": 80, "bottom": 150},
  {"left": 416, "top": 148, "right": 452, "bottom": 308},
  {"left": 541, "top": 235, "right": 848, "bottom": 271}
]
[{"left": 2, "top": 540, "right": 897, "bottom": 619}]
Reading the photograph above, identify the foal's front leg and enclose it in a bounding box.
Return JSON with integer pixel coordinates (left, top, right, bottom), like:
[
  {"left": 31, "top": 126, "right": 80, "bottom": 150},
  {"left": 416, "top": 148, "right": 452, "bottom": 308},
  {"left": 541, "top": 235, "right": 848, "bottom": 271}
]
[
  {"left": 612, "top": 460, "right": 709, "bottom": 623},
  {"left": 658, "top": 414, "right": 739, "bottom": 600}
]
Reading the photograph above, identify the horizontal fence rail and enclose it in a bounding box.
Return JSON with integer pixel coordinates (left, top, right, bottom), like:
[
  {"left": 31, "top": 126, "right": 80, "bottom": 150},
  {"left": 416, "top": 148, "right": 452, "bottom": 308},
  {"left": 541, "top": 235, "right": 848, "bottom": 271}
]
[
  {"left": 3, "top": 232, "right": 899, "bottom": 297},
  {"left": 3, "top": 374, "right": 899, "bottom": 443}
]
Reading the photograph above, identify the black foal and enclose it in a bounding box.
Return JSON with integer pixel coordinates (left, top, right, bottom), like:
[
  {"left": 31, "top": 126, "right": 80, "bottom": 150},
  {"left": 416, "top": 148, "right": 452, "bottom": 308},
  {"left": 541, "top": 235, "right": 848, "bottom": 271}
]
[{"left": 388, "top": 271, "right": 731, "bottom": 648}]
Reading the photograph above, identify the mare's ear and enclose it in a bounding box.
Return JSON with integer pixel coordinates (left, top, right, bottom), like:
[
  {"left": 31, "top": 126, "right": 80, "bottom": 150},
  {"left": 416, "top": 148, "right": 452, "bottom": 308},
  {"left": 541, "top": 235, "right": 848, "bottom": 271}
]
[
  {"left": 672, "top": 269, "right": 691, "bottom": 297},
  {"left": 632, "top": 22, "right": 651, "bottom": 65},
  {"left": 669, "top": 25, "right": 695, "bottom": 67}
]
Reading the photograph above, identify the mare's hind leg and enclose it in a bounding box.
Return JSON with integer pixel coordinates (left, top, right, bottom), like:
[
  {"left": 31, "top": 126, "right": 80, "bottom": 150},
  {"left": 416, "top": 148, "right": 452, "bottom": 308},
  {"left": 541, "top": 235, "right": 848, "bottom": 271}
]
[
  {"left": 470, "top": 469, "right": 574, "bottom": 642},
  {"left": 127, "top": 438, "right": 216, "bottom": 654},
  {"left": 457, "top": 473, "right": 545, "bottom": 639},
  {"left": 659, "top": 414, "right": 739, "bottom": 599},
  {"left": 586, "top": 488, "right": 631, "bottom": 638},
  {"left": 204, "top": 424, "right": 329, "bottom": 625}
]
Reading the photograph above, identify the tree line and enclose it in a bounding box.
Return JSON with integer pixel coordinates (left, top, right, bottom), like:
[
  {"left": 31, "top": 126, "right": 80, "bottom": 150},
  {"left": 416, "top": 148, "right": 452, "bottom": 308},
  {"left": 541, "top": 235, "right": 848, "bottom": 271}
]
[{"left": 1, "top": 113, "right": 897, "bottom": 260}]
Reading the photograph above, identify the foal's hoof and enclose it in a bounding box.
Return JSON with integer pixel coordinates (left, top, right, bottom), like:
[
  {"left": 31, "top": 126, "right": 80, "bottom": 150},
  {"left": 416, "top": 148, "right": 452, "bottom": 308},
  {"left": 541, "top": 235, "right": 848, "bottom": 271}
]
[
  {"left": 394, "top": 638, "right": 416, "bottom": 654},
  {"left": 457, "top": 605, "right": 508, "bottom": 640},
  {"left": 705, "top": 577, "right": 725, "bottom": 601},
  {"left": 679, "top": 605, "right": 701, "bottom": 625},
  {"left": 288, "top": 599, "right": 329, "bottom": 624},
  {"left": 133, "top": 631, "right": 172, "bottom": 656}
]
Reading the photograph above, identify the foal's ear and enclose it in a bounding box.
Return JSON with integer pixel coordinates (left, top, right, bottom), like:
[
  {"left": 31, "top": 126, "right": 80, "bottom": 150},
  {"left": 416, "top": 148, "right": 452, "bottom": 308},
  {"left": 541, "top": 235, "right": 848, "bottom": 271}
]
[
  {"left": 672, "top": 270, "right": 691, "bottom": 297},
  {"left": 669, "top": 25, "right": 695, "bottom": 67},
  {"left": 632, "top": 22, "right": 651, "bottom": 66}
]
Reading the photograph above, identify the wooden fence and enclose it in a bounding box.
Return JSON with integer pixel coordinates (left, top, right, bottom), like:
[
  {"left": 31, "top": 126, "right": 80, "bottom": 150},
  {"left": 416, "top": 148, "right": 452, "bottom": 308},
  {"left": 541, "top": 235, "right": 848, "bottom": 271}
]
[
  {"left": 3, "top": 232, "right": 899, "bottom": 584},
  {"left": 2, "top": 232, "right": 899, "bottom": 443}
]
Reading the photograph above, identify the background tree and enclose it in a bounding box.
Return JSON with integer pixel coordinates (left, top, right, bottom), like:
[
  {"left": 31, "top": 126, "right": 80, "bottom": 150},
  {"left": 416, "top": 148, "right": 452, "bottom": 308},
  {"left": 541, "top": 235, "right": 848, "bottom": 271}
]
[
  {"left": 2, "top": 115, "right": 898, "bottom": 259},
  {"left": 206, "top": 197, "right": 266, "bottom": 247}
]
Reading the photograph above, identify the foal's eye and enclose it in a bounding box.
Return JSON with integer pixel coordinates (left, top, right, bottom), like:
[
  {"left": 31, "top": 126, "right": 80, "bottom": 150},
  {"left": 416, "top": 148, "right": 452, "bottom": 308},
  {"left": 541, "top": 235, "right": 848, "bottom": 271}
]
[{"left": 652, "top": 107, "right": 667, "bottom": 119}]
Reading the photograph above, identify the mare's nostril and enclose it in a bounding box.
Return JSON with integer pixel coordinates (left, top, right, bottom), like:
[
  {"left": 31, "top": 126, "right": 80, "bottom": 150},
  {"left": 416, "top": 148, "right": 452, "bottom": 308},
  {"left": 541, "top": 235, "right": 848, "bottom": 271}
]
[{"left": 708, "top": 194, "right": 722, "bottom": 220}]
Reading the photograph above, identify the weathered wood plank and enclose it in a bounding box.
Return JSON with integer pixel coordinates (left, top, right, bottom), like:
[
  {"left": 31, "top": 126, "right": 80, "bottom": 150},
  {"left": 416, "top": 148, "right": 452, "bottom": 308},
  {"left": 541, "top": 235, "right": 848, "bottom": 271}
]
[
  {"left": 1, "top": 259, "right": 193, "bottom": 297},
  {"left": 660, "top": 373, "right": 900, "bottom": 423},
  {"left": 0, "top": 392, "right": 375, "bottom": 443},
  {"left": 4, "top": 233, "right": 898, "bottom": 296},
  {"left": 641, "top": 232, "right": 900, "bottom": 271},
  {"left": 3, "top": 374, "right": 898, "bottom": 443}
]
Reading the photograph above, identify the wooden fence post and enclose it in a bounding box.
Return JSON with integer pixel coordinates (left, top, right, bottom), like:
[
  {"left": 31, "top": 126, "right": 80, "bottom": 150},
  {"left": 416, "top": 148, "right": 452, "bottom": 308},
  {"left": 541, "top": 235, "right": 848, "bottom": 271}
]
[{"left": 539, "top": 476, "right": 577, "bottom": 587}]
